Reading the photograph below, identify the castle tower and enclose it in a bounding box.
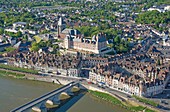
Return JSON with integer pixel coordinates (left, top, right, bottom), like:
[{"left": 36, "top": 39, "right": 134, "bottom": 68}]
[
  {"left": 58, "top": 17, "right": 66, "bottom": 34},
  {"left": 64, "top": 36, "right": 70, "bottom": 49}
]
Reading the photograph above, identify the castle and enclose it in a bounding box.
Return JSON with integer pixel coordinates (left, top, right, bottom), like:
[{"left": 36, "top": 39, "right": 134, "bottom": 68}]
[
  {"left": 57, "top": 17, "right": 111, "bottom": 54},
  {"left": 64, "top": 32, "right": 111, "bottom": 54}
]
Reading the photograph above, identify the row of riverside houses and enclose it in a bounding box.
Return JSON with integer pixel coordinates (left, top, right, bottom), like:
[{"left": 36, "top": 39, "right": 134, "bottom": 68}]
[
  {"left": 8, "top": 51, "right": 81, "bottom": 77},
  {"left": 7, "top": 50, "right": 170, "bottom": 97},
  {"left": 89, "top": 61, "right": 169, "bottom": 97},
  {"left": 7, "top": 50, "right": 111, "bottom": 78},
  {"left": 89, "top": 62, "right": 147, "bottom": 96},
  {"left": 89, "top": 53, "right": 170, "bottom": 97},
  {"left": 117, "top": 54, "right": 170, "bottom": 97}
]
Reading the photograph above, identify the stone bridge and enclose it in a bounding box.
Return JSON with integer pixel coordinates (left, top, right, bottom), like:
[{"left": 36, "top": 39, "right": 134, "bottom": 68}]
[{"left": 11, "top": 81, "right": 86, "bottom": 112}]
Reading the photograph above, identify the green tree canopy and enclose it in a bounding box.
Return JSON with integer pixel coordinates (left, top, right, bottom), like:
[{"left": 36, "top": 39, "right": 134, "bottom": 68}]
[
  {"left": 114, "top": 36, "right": 121, "bottom": 43},
  {"left": 0, "top": 28, "right": 4, "bottom": 35}
]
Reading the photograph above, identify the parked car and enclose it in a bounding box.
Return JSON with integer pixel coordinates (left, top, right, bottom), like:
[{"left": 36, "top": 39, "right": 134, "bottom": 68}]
[
  {"left": 127, "top": 95, "right": 131, "bottom": 98},
  {"left": 157, "top": 105, "right": 163, "bottom": 109},
  {"left": 101, "top": 86, "right": 105, "bottom": 89},
  {"left": 160, "top": 100, "right": 165, "bottom": 103},
  {"left": 164, "top": 102, "right": 169, "bottom": 105},
  {"left": 161, "top": 100, "right": 168, "bottom": 105}
]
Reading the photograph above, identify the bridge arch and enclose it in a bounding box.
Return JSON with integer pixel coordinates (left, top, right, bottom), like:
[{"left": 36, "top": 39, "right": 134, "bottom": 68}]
[
  {"left": 31, "top": 102, "right": 47, "bottom": 112},
  {"left": 45, "top": 95, "right": 61, "bottom": 106},
  {"left": 10, "top": 81, "right": 86, "bottom": 112},
  {"left": 71, "top": 85, "right": 80, "bottom": 92}
]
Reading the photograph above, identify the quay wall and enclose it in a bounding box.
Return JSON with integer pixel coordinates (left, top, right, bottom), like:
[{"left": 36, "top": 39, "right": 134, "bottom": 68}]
[
  {"left": 84, "top": 85, "right": 128, "bottom": 101},
  {"left": 26, "top": 77, "right": 73, "bottom": 85}
]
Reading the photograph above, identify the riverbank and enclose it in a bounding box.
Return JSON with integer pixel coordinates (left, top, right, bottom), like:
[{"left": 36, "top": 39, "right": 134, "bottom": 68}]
[
  {"left": 0, "top": 69, "right": 25, "bottom": 78},
  {"left": 132, "top": 95, "right": 158, "bottom": 107},
  {"left": 0, "top": 64, "right": 38, "bottom": 74},
  {"left": 89, "top": 90, "right": 156, "bottom": 112},
  {"left": 0, "top": 67, "right": 161, "bottom": 112}
]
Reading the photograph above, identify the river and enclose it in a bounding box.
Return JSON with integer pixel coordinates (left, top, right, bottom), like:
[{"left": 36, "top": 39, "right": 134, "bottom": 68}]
[{"left": 0, "top": 76, "right": 130, "bottom": 112}]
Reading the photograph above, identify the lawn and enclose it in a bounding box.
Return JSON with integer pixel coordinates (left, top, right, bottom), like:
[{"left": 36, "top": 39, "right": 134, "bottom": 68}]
[
  {"left": 0, "top": 69, "right": 25, "bottom": 78},
  {"left": 89, "top": 90, "right": 156, "bottom": 112},
  {"left": 133, "top": 95, "right": 158, "bottom": 107},
  {"left": 34, "top": 35, "right": 42, "bottom": 43},
  {"left": 0, "top": 64, "right": 39, "bottom": 74}
]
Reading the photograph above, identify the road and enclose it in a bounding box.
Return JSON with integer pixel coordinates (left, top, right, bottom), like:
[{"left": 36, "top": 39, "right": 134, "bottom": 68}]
[{"left": 147, "top": 88, "right": 170, "bottom": 111}]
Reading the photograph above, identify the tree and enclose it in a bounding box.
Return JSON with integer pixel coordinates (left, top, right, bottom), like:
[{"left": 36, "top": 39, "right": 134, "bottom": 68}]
[
  {"left": 135, "top": 11, "right": 170, "bottom": 32},
  {"left": 31, "top": 46, "right": 39, "bottom": 51},
  {"left": 53, "top": 45, "right": 59, "bottom": 50},
  {"left": 15, "top": 31, "right": 22, "bottom": 37},
  {"left": 22, "top": 35, "right": 28, "bottom": 41},
  {"left": 39, "top": 41, "right": 46, "bottom": 47},
  {"left": 30, "top": 42, "right": 39, "bottom": 51},
  {"left": 5, "top": 47, "right": 16, "bottom": 53},
  {"left": 0, "top": 28, "right": 4, "bottom": 35},
  {"left": 46, "top": 41, "right": 52, "bottom": 47},
  {"left": 114, "top": 36, "right": 121, "bottom": 43},
  {"left": 25, "top": 24, "right": 29, "bottom": 29}
]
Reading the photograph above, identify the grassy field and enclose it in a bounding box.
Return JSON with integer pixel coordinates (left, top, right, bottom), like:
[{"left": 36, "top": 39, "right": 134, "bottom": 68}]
[
  {"left": 0, "top": 69, "right": 25, "bottom": 78},
  {"left": 133, "top": 95, "right": 158, "bottom": 107},
  {"left": 34, "top": 35, "right": 42, "bottom": 43},
  {"left": 0, "top": 64, "right": 39, "bottom": 74},
  {"left": 89, "top": 90, "right": 156, "bottom": 112}
]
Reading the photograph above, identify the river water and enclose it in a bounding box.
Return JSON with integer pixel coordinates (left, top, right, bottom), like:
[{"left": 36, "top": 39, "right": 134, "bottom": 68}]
[{"left": 0, "top": 76, "right": 130, "bottom": 112}]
